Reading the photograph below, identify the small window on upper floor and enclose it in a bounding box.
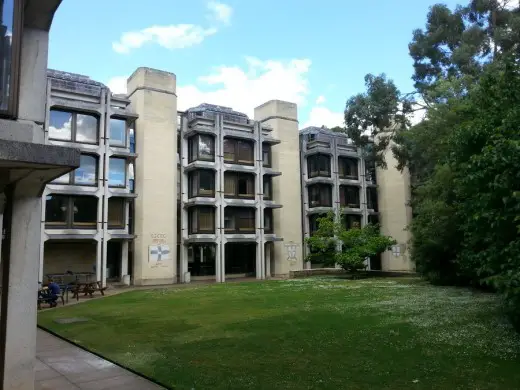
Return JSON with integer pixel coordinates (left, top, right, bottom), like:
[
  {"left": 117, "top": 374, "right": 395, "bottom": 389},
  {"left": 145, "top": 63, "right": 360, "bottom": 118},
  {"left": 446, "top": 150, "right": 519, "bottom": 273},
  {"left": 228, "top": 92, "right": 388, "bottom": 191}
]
[
  {"left": 49, "top": 110, "right": 99, "bottom": 144},
  {"left": 52, "top": 154, "right": 98, "bottom": 186},
  {"left": 307, "top": 154, "right": 331, "bottom": 178},
  {"left": 108, "top": 157, "right": 127, "bottom": 188},
  {"left": 110, "top": 118, "right": 127, "bottom": 147},
  {"left": 224, "top": 138, "right": 254, "bottom": 165},
  {"left": 262, "top": 144, "right": 271, "bottom": 167},
  {"left": 188, "top": 134, "right": 215, "bottom": 162}
]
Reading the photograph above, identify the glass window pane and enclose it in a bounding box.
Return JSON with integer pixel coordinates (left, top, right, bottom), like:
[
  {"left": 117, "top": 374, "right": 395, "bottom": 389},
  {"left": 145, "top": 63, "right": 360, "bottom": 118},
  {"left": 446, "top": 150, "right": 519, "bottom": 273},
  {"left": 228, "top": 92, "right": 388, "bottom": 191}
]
[
  {"left": 238, "top": 141, "right": 253, "bottom": 163},
  {"left": 76, "top": 114, "right": 98, "bottom": 143},
  {"left": 262, "top": 145, "right": 270, "bottom": 166},
  {"left": 72, "top": 196, "right": 98, "bottom": 227},
  {"left": 199, "top": 135, "right": 214, "bottom": 160},
  {"left": 49, "top": 110, "right": 73, "bottom": 140},
  {"left": 199, "top": 170, "right": 214, "bottom": 196},
  {"left": 74, "top": 155, "right": 97, "bottom": 185},
  {"left": 223, "top": 139, "right": 235, "bottom": 162},
  {"left": 108, "top": 198, "right": 125, "bottom": 228},
  {"left": 110, "top": 118, "right": 126, "bottom": 146},
  {"left": 129, "top": 127, "right": 136, "bottom": 152},
  {"left": 263, "top": 177, "right": 272, "bottom": 199},
  {"left": 45, "top": 195, "right": 68, "bottom": 225},
  {"left": 199, "top": 207, "right": 214, "bottom": 232},
  {"left": 109, "top": 157, "right": 126, "bottom": 187},
  {"left": 0, "top": 0, "right": 16, "bottom": 112},
  {"left": 52, "top": 172, "right": 71, "bottom": 184},
  {"left": 224, "top": 173, "right": 236, "bottom": 197}
]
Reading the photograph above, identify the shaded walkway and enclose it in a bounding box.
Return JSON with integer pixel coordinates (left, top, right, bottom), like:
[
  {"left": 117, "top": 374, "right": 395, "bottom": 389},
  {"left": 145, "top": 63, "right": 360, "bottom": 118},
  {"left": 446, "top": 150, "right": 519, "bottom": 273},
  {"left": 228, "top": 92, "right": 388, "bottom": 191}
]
[{"left": 36, "top": 329, "right": 165, "bottom": 389}]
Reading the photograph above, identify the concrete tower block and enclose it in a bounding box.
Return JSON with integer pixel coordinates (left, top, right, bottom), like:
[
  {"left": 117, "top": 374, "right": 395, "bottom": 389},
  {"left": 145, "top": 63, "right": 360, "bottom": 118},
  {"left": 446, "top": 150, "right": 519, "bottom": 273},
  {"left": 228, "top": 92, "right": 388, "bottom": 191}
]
[
  {"left": 254, "top": 100, "right": 303, "bottom": 276},
  {"left": 376, "top": 144, "right": 414, "bottom": 271},
  {"left": 127, "top": 68, "right": 177, "bottom": 285}
]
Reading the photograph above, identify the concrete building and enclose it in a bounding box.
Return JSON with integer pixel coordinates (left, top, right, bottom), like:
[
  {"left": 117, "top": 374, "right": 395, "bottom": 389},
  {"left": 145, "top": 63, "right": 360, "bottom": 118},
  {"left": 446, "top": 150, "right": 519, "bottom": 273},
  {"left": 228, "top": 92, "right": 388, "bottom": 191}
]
[{"left": 0, "top": 1, "right": 81, "bottom": 389}]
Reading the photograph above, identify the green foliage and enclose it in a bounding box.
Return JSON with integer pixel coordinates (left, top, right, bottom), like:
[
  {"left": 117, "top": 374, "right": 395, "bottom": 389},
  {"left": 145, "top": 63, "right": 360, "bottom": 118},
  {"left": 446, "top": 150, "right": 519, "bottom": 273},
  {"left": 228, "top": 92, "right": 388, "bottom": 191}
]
[{"left": 305, "top": 212, "right": 396, "bottom": 272}]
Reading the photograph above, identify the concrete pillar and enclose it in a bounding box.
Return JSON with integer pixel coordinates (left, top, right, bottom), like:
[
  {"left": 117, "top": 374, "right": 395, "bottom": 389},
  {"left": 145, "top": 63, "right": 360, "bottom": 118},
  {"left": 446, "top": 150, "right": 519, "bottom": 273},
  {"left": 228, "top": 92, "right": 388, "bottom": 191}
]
[
  {"left": 120, "top": 240, "right": 129, "bottom": 278},
  {"left": 216, "top": 242, "right": 223, "bottom": 283},
  {"left": 254, "top": 101, "right": 303, "bottom": 276},
  {"left": 1, "top": 182, "right": 42, "bottom": 390},
  {"left": 0, "top": 194, "right": 4, "bottom": 266},
  {"left": 180, "top": 244, "right": 188, "bottom": 283},
  {"left": 95, "top": 239, "right": 102, "bottom": 282},
  {"left": 128, "top": 68, "right": 177, "bottom": 285}
]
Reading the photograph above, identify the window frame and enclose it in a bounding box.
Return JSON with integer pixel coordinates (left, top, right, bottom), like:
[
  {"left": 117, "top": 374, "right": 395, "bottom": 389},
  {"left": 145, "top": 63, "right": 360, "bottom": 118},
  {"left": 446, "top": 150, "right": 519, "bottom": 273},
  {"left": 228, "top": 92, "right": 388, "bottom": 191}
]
[
  {"left": 308, "top": 184, "right": 332, "bottom": 208},
  {"left": 262, "top": 143, "right": 272, "bottom": 167},
  {"left": 0, "top": 0, "right": 23, "bottom": 119},
  {"left": 45, "top": 195, "right": 98, "bottom": 229},
  {"left": 109, "top": 117, "right": 128, "bottom": 147},
  {"left": 263, "top": 176, "right": 272, "bottom": 200},
  {"left": 108, "top": 157, "right": 127, "bottom": 188},
  {"left": 188, "top": 134, "right": 215, "bottom": 163},
  {"left": 107, "top": 197, "right": 126, "bottom": 229},
  {"left": 343, "top": 214, "right": 362, "bottom": 230},
  {"left": 188, "top": 206, "right": 215, "bottom": 234},
  {"left": 224, "top": 207, "right": 255, "bottom": 233},
  {"left": 224, "top": 172, "right": 255, "bottom": 199},
  {"left": 366, "top": 187, "right": 379, "bottom": 211},
  {"left": 188, "top": 169, "right": 215, "bottom": 198},
  {"left": 307, "top": 154, "right": 331, "bottom": 178},
  {"left": 264, "top": 208, "right": 273, "bottom": 234},
  {"left": 338, "top": 157, "right": 359, "bottom": 180},
  {"left": 223, "top": 138, "right": 255, "bottom": 166},
  {"left": 365, "top": 160, "right": 377, "bottom": 183},
  {"left": 339, "top": 185, "right": 360, "bottom": 208},
  {"left": 48, "top": 109, "right": 100, "bottom": 145},
  {"left": 51, "top": 154, "right": 99, "bottom": 186},
  {"left": 309, "top": 214, "right": 327, "bottom": 236}
]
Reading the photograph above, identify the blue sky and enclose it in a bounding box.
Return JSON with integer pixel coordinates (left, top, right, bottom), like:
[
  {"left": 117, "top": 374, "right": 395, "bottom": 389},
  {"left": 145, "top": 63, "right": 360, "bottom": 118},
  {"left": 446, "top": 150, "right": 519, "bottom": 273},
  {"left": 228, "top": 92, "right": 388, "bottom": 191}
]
[{"left": 48, "top": 0, "right": 460, "bottom": 128}]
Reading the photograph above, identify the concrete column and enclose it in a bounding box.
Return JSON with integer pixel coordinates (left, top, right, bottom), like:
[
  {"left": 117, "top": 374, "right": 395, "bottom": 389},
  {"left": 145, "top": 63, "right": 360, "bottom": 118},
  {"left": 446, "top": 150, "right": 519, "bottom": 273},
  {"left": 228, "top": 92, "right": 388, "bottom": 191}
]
[
  {"left": 265, "top": 243, "right": 271, "bottom": 278},
  {"left": 215, "top": 115, "right": 226, "bottom": 283},
  {"left": 254, "top": 101, "right": 303, "bottom": 277},
  {"left": 180, "top": 244, "right": 188, "bottom": 282},
  {"left": 38, "top": 239, "right": 45, "bottom": 283},
  {"left": 1, "top": 183, "right": 42, "bottom": 390},
  {"left": 120, "top": 240, "right": 129, "bottom": 278},
  {"left": 0, "top": 194, "right": 4, "bottom": 267},
  {"left": 95, "top": 239, "right": 102, "bottom": 282},
  {"left": 180, "top": 115, "right": 189, "bottom": 283},
  {"left": 128, "top": 68, "right": 177, "bottom": 285}
]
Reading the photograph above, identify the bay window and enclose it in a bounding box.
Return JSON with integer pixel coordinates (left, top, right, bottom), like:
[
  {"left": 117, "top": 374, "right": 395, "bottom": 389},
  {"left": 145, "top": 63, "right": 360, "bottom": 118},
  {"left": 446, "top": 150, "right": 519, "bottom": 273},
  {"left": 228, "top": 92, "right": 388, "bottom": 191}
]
[
  {"left": 263, "top": 176, "right": 272, "bottom": 200},
  {"left": 109, "top": 157, "right": 126, "bottom": 187},
  {"left": 262, "top": 144, "right": 271, "bottom": 167},
  {"left": 107, "top": 197, "right": 125, "bottom": 228},
  {"left": 344, "top": 214, "right": 362, "bottom": 230},
  {"left": 188, "top": 206, "right": 215, "bottom": 234},
  {"left": 45, "top": 195, "right": 98, "bottom": 229},
  {"left": 49, "top": 110, "right": 98, "bottom": 144},
  {"left": 188, "top": 134, "right": 214, "bottom": 162},
  {"left": 224, "top": 207, "right": 255, "bottom": 233},
  {"left": 224, "top": 138, "right": 254, "bottom": 165},
  {"left": 308, "top": 184, "right": 332, "bottom": 208},
  {"left": 52, "top": 154, "right": 98, "bottom": 186},
  {"left": 338, "top": 157, "right": 358, "bottom": 180},
  {"left": 109, "top": 117, "right": 127, "bottom": 147},
  {"left": 340, "top": 185, "right": 360, "bottom": 208},
  {"left": 307, "top": 154, "right": 331, "bottom": 178},
  {"left": 188, "top": 169, "right": 215, "bottom": 198},
  {"left": 224, "top": 172, "right": 255, "bottom": 199}
]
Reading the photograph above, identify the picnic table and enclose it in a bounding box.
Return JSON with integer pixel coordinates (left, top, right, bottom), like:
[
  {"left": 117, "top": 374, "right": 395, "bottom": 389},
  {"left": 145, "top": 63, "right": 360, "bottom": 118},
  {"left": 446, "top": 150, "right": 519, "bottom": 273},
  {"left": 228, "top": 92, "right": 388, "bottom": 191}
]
[
  {"left": 37, "top": 286, "right": 65, "bottom": 309},
  {"left": 46, "top": 272, "right": 107, "bottom": 302}
]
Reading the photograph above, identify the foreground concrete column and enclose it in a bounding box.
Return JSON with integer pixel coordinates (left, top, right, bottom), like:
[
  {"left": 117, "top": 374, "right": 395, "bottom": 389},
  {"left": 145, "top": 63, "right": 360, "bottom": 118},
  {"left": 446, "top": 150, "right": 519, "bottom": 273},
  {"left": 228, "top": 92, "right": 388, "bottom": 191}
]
[
  {"left": 254, "top": 101, "right": 303, "bottom": 276},
  {"left": 1, "top": 183, "right": 42, "bottom": 390},
  {"left": 128, "top": 68, "right": 177, "bottom": 285},
  {"left": 120, "top": 241, "right": 129, "bottom": 279}
]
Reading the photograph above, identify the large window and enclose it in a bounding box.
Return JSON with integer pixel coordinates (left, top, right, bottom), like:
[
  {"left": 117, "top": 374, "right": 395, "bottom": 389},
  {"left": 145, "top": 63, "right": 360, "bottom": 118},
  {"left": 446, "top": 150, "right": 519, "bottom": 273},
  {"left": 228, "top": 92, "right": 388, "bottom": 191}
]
[
  {"left": 338, "top": 157, "right": 358, "bottom": 180},
  {"left": 224, "top": 138, "right": 254, "bottom": 165},
  {"left": 110, "top": 118, "right": 127, "bottom": 147},
  {"left": 45, "top": 195, "right": 98, "bottom": 229},
  {"left": 188, "top": 206, "right": 215, "bottom": 234},
  {"left": 224, "top": 207, "right": 255, "bottom": 233},
  {"left": 264, "top": 208, "right": 273, "bottom": 233},
  {"left": 263, "top": 176, "right": 272, "bottom": 200},
  {"left": 224, "top": 172, "right": 255, "bottom": 199},
  {"left": 308, "top": 184, "right": 332, "bottom": 208},
  {"left": 48, "top": 110, "right": 98, "bottom": 144},
  {"left": 367, "top": 187, "right": 379, "bottom": 211},
  {"left": 340, "top": 185, "right": 360, "bottom": 208},
  {"left": 188, "top": 244, "right": 216, "bottom": 277},
  {"left": 107, "top": 197, "right": 125, "bottom": 228},
  {"left": 52, "top": 154, "right": 98, "bottom": 186},
  {"left": 307, "top": 154, "right": 331, "bottom": 178},
  {"left": 344, "top": 214, "right": 362, "bottom": 230},
  {"left": 0, "top": 0, "right": 22, "bottom": 117},
  {"left": 109, "top": 157, "right": 126, "bottom": 187},
  {"left": 365, "top": 160, "right": 377, "bottom": 183},
  {"left": 188, "top": 134, "right": 214, "bottom": 162},
  {"left": 262, "top": 144, "right": 271, "bottom": 167},
  {"left": 188, "top": 169, "right": 215, "bottom": 198}
]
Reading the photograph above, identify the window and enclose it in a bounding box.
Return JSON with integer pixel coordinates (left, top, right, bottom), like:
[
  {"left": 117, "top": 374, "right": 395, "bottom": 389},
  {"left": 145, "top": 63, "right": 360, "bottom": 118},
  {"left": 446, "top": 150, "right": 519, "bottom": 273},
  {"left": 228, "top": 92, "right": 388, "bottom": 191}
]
[
  {"left": 188, "top": 169, "right": 215, "bottom": 198},
  {"left": 107, "top": 198, "right": 125, "bottom": 228},
  {"left": 52, "top": 154, "right": 98, "bottom": 186},
  {"left": 367, "top": 187, "right": 378, "bottom": 211},
  {"left": 224, "top": 138, "right": 254, "bottom": 165},
  {"left": 368, "top": 214, "right": 379, "bottom": 225},
  {"left": 109, "top": 157, "right": 126, "bottom": 187},
  {"left": 262, "top": 144, "right": 271, "bottom": 167},
  {"left": 307, "top": 154, "right": 331, "bottom": 178},
  {"left": 45, "top": 195, "right": 97, "bottom": 229},
  {"left": 263, "top": 176, "right": 272, "bottom": 200},
  {"left": 224, "top": 172, "right": 255, "bottom": 199},
  {"left": 264, "top": 208, "right": 273, "bottom": 233},
  {"left": 0, "top": 0, "right": 22, "bottom": 117},
  {"left": 188, "top": 206, "right": 215, "bottom": 234},
  {"left": 365, "top": 160, "right": 377, "bottom": 183},
  {"left": 344, "top": 214, "right": 362, "bottom": 230},
  {"left": 110, "top": 118, "right": 127, "bottom": 147},
  {"left": 338, "top": 157, "right": 358, "bottom": 180},
  {"left": 309, "top": 214, "right": 327, "bottom": 236},
  {"left": 129, "top": 127, "right": 136, "bottom": 153},
  {"left": 340, "top": 186, "right": 360, "bottom": 208},
  {"left": 308, "top": 184, "right": 332, "bottom": 208},
  {"left": 49, "top": 110, "right": 99, "bottom": 144},
  {"left": 224, "top": 207, "right": 255, "bottom": 233},
  {"left": 188, "top": 134, "right": 214, "bottom": 162}
]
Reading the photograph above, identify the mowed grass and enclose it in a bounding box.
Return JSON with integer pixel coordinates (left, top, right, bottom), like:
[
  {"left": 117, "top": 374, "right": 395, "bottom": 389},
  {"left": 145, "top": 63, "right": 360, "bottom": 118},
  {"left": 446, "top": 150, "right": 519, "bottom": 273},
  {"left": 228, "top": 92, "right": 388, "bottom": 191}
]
[{"left": 38, "top": 277, "right": 520, "bottom": 390}]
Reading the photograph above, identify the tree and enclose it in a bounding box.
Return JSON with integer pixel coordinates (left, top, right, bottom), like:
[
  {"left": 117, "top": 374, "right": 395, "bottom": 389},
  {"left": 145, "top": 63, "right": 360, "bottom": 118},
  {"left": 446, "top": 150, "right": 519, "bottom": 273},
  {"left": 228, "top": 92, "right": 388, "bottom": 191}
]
[{"left": 305, "top": 212, "right": 396, "bottom": 273}]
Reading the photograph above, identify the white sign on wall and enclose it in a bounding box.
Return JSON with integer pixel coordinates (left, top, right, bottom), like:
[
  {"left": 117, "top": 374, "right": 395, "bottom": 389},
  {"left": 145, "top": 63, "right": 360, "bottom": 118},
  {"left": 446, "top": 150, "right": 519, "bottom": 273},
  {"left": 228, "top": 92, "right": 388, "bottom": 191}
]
[
  {"left": 284, "top": 241, "right": 299, "bottom": 262},
  {"left": 149, "top": 245, "right": 171, "bottom": 264}
]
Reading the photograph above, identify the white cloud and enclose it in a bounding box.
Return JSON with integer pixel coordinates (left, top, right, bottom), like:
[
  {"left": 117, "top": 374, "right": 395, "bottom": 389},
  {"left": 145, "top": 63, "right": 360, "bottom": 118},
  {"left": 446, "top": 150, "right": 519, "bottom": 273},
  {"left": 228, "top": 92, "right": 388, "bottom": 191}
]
[
  {"left": 303, "top": 106, "right": 344, "bottom": 129},
  {"left": 112, "top": 1, "right": 232, "bottom": 54},
  {"left": 107, "top": 76, "right": 128, "bottom": 94},
  {"left": 499, "top": 0, "right": 517, "bottom": 10},
  {"left": 207, "top": 1, "right": 233, "bottom": 25},
  {"left": 315, "top": 95, "right": 326, "bottom": 104}
]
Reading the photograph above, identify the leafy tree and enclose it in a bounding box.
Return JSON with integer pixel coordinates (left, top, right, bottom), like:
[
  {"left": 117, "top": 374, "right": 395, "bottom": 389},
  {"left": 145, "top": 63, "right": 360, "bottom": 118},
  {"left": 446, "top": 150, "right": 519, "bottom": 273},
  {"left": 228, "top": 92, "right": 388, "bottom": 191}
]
[{"left": 305, "top": 212, "right": 396, "bottom": 272}]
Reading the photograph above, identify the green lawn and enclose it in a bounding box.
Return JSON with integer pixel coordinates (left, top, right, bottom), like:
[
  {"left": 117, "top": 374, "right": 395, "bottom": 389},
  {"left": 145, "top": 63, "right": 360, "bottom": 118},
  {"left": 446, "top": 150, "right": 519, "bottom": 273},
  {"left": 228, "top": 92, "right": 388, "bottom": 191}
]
[{"left": 38, "top": 277, "right": 520, "bottom": 390}]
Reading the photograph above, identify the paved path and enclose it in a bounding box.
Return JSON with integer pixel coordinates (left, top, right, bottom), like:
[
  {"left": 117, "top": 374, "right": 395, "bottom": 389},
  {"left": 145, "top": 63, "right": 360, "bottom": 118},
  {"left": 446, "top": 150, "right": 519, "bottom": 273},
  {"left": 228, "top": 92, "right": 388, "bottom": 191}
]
[{"left": 35, "top": 329, "right": 166, "bottom": 390}]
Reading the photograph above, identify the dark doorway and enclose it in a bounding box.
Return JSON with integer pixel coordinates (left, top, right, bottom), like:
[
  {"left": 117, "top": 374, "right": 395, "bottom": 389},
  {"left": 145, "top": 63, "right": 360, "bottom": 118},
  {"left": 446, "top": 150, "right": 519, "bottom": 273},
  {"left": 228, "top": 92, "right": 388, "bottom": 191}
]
[
  {"left": 225, "top": 243, "right": 256, "bottom": 276},
  {"left": 107, "top": 241, "right": 122, "bottom": 280},
  {"left": 188, "top": 244, "right": 216, "bottom": 277},
  {"left": 370, "top": 254, "right": 382, "bottom": 271}
]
